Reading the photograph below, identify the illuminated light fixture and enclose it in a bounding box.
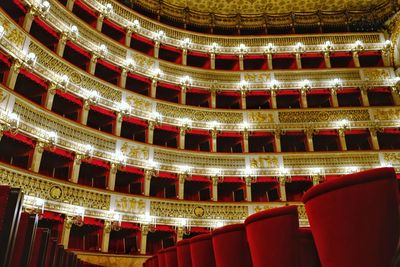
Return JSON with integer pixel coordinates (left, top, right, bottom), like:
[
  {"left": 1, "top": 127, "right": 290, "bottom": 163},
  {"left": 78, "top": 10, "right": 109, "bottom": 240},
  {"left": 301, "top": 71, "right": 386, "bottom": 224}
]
[
  {"left": 179, "top": 117, "right": 192, "bottom": 127},
  {"left": 210, "top": 168, "right": 221, "bottom": 176},
  {"left": 0, "top": 25, "right": 5, "bottom": 39},
  {"left": 131, "top": 19, "right": 140, "bottom": 31},
  {"left": 279, "top": 167, "right": 290, "bottom": 176},
  {"left": 336, "top": 119, "right": 350, "bottom": 131},
  {"left": 25, "top": 52, "right": 37, "bottom": 67},
  {"left": 383, "top": 40, "right": 392, "bottom": 49},
  {"left": 113, "top": 150, "right": 127, "bottom": 166},
  {"left": 154, "top": 30, "right": 165, "bottom": 42},
  {"left": 70, "top": 206, "right": 85, "bottom": 227},
  {"left": 239, "top": 80, "right": 249, "bottom": 90},
  {"left": 59, "top": 74, "right": 69, "bottom": 89},
  {"left": 269, "top": 79, "right": 280, "bottom": 90},
  {"left": 79, "top": 143, "right": 93, "bottom": 157},
  {"left": 147, "top": 160, "right": 159, "bottom": 170},
  {"left": 180, "top": 37, "right": 192, "bottom": 49},
  {"left": 125, "top": 58, "right": 136, "bottom": 70},
  {"left": 331, "top": 78, "right": 342, "bottom": 89},
  {"left": 110, "top": 212, "right": 122, "bottom": 231},
  {"left": 295, "top": 42, "right": 305, "bottom": 52},
  {"left": 98, "top": 44, "right": 108, "bottom": 57},
  {"left": 179, "top": 165, "right": 192, "bottom": 174},
  {"left": 151, "top": 111, "right": 162, "bottom": 123},
  {"left": 2, "top": 111, "right": 20, "bottom": 134},
  {"left": 309, "top": 167, "right": 323, "bottom": 176},
  {"left": 241, "top": 121, "right": 250, "bottom": 130},
  {"left": 69, "top": 25, "right": 79, "bottom": 38},
  {"left": 238, "top": 43, "right": 247, "bottom": 54},
  {"left": 151, "top": 68, "right": 163, "bottom": 79},
  {"left": 23, "top": 195, "right": 45, "bottom": 215},
  {"left": 353, "top": 40, "right": 364, "bottom": 51},
  {"left": 323, "top": 40, "right": 333, "bottom": 51},
  {"left": 265, "top": 42, "right": 275, "bottom": 53},
  {"left": 208, "top": 120, "right": 219, "bottom": 130},
  {"left": 87, "top": 90, "right": 100, "bottom": 104},
  {"left": 40, "top": 0, "right": 50, "bottom": 13},
  {"left": 380, "top": 162, "right": 392, "bottom": 168},
  {"left": 301, "top": 79, "right": 312, "bottom": 90},
  {"left": 345, "top": 166, "right": 359, "bottom": 174},
  {"left": 243, "top": 167, "right": 254, "bottom": 177},
  {"left": 103, "top": 3, "right": 113, "bottom": 15},
  {"left": 118, "top": 101, "right": 131, "bottom": 115},
  {"left": 209, "top": 42, "right": 219, "bottom": 53},
  {"left": 45, "top": 131, "right": 58, "bottom": 146},
  {"left": 214, "top": 221, "right": 224, "bottom": 228},
  {"left": 180, "top": 75, "right": 192, "bottom": 88}
]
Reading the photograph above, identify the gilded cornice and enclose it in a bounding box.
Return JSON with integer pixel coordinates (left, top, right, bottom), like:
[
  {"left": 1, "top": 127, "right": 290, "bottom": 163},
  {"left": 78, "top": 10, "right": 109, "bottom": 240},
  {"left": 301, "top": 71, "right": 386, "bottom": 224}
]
[{"left": 43, "top": 0, "right": 387, "bottom": 54}]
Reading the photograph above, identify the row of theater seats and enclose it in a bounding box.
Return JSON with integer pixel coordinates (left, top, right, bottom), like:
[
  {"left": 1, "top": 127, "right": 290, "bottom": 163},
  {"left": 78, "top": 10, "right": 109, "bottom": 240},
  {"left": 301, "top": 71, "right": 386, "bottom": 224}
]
[
  {"left": 144, "top": 167, "right": 400, "bottom": 267},
  {"left": 0, "top": 185, "right": 101, "bottom": 267}
]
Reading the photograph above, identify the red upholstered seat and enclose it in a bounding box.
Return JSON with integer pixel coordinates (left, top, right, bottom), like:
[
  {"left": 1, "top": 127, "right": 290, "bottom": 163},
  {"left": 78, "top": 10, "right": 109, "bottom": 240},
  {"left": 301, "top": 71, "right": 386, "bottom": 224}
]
[
  {"left": 176, "top": 239, "right": 192, "bottom": 267},
  {"left": 158, "top": 249, "right": 167, "bottom": 267},
  {"left": 189, "top": 234, "right": 216, "bottom": 267},
  {"left": 211, "top": 224, "right": 253, "bottom": 267},
  {"left": 165, "top": 246, "right": 178, "bottom": 267},
  {"left": 244, "top": 205, "right": 300, "bottom": 267},
  {"left": 151, "top": 255, "right": 159, "bottom": 267},
  {"left": 302, "top": 167, "right": 400, "bottom": 267}
]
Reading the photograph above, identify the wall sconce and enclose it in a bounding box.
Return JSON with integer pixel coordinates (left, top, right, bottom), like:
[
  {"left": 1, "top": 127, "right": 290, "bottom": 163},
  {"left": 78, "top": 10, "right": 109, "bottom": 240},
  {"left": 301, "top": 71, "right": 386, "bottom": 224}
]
[
  {"left": 86, "top": 90, "right": 100, "bottom": 104},
  {"left": 180, "top": 75, "right": 192, "bottom": 89},
  {"left": 323, "top": 41, "right": 333, "bottom": 51},
  {"left": 151, "top": 68, "right": 163, "bottom": 80},
  {"left": 180, "top": 38, "right": 192, "bottom": 49},
  {"left": 40, "top": 0, "right": 51, "bottom": 13},
  {"left": 1, "top": 111, "right": 20, "bottom": 134},
  {"left": 264, "top": 43, "right": 275, "bottom": 54},
  {"left": 125, "top": 58, "right": 136, "bottom": 71},
  {"left": 69, "top": 25, "right": 79, "bottom": 39},
  {"left": 237, "top": 43, "right": 248, "bottom": 54},
  {"left": 269, "top": 79, "right": 281, "bottom": 91},
  {"left": 25, "top": 52, "right": 37, "bottom": 67},
  {"left": 153, "top": 30, "right": 166, "bottom": 42},
  {"left": 118, "top": 101, "right": 131, "bottom": 116},
  {"left": 98, "top": 44, "right": 108, "bottom": 57},
  {"left": 130, "top": 19, "right": 141, "bottom": 32},
  {"left": 103, "top": 3, "right": 113, "bottom": 16},
  {"left": 0, "top": 25, "right": 5, "bottom": 39},
  {"left": 23, "top": 195, "right": 45, "bottom": 216},
  {"left": 78, "top": 143, "right": 94, "bottom": 158},
  {"left": 331, "top": 78, "right": 342, "bottom": 90},
  {"left": 353, "top": 40, "right": 364, "bottom": 51},
  {"left": 209, "top": 42, "right": 219, "bottom": 53},
  {"left": 295, "top": 42, "right": 305, "bottom": 53}
]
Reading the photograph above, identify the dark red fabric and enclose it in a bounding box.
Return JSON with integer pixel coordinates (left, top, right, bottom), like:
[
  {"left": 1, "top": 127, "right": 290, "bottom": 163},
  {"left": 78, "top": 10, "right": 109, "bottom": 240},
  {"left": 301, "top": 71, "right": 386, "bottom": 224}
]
[
  {"left": 97, "top": 59, "right": 121, "bottom": 74},
  {"left": 103, "top": 19, "right": 125, "bottom": 33},
  {"left": 160, "top": 44, "right": 181, "bottom": 54},
  {"left": 222, "top": 177, "right": 244, "bottom": 183},
  {"left": 128, "top": 73, "right": 151, "bottom": 83},
  {"left": 19, "top": 69, "right": 48, "bottom": 89},
  {"left": 82, "top": 158, "right": 110, "bottom": 169},
  {"left": 66, "top": 41, "right": 91, "bottom": 59},
  {"left": 123, "top": 116, "right": 147, "bottom": 126},
  {"left": 189, "top": 175, "right": 210, "bottom": 182},
  {"left": 90, "top": 105, "right": 116, "bottom": 118},
  {"left": 84, "top": 217, "right": 103, "bottom": 227},
  {"left": 45, "top": 147, "right": 74, "bottom": 159},
  {"left": 157, "top": 172, "right": 177, "bottom": 179},
  {"left": 34, "top": 18, "right": 59, "bottom": 39},
  {"left": 29, "top": 227, "right": 45, "bottom": 267},
  {"left": 3, "top": 132, "right": 35, "bottom": 147},
  {"left": 0, "top": 53, "right": 10, "bottom": 67},
  {"left": 303, "top": 167, "right": 399, "bottom": 267},
  {"left": 211, "top": 224, "right": 252, "bottom": 267},
  {"left": 158, "top": 82, "right": 180, "bottom": 91},
  {"left": 176, "top": 239, "right": 192, "bottom": 267},
  {"left": 245, "top": 206, "right": 300, "bottom": 267},
  {"left": 297, "top": 228, "right": 321, "bottom": 267},
  {"left": 119, "top": 165, "right": 143, "bottom": 175},
  {"left": 121, "top": 222, "right": 139, "bottom": 230},
  {"left": 42, "top": 211, "right": 64, "bottom": 222},
  {"left": 164, "top": 246, "right": 178, "bottom": 267},
  {"left": 56, "top": 91, "right": 83, "bottom": 106},
  {"left": 11, "top": 212, "right": 31, "bottom": 266},
  {"left": 75, "top": 0, "right": 97, "bottom": 18},
  {"left": 189, "top": 234, "right": 216, "bottom": 267},
  {"left": 132, "top": 34, "right": 153, "bottom": 45},
  {"left": 157, "top": 249, "right": 166, "bottom": 267}
]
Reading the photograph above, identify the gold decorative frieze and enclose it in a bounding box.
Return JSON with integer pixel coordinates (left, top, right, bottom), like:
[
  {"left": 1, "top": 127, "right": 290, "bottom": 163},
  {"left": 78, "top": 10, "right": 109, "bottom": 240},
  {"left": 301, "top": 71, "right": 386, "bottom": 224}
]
[
  {"left": 156, "top": 104, "right": 244, "bottom": 125},
  {"left": 248, "top": 112, "right": 275, "bottom": 124},
  {"left": 372, "top": 108, "right": 400, "bottom": 121},
  {"left": 150, "top": 200, "right": 248, "bottom": 220},
  {"left": 0, "top": 165, "right": 110, "bottom": 210},
  {"left": 120, "top": 142, "right": 149, "bottom": 161},
  {"left": 250, "top": 156, "right": 280, "bottom": 169},
  {"left": 113, "top": 196, "right": 146, "bottom": 214},
  {"left": 282, "top": 153, "right": 381, "bottom": 171},
  {"left": 0, "top": 13, "right": 25, "bottom": 49},
  {"left": 278, "top": 109, "right": 370, "bottom": 123}
]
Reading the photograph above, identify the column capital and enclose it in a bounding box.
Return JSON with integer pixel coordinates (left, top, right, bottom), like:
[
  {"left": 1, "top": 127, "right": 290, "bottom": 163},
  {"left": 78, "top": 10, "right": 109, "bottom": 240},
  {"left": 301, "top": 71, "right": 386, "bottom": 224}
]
[
  {"left": 104, "top": 220, "right": 112, "bottom": 233},
  {"left": 244, "top": 176, "right": 255, "bottom": 186},
  {"left": 141, "top": 224, "right": 150, "bottom": 235},
  {"left": 178, "top": 173, "right": 188, "bottom": 184}
]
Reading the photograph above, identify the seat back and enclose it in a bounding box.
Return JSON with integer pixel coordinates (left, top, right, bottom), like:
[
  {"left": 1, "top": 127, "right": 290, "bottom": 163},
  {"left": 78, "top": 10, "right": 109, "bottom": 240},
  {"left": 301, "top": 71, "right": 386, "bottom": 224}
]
[
  {"left": 164, "top": 246, "right": 178, "bottom": 267},
  {"left": 189, "top": 234, "right": 216, "bottom": 267},
  {"left": 303, "top": 167, "right": 400, "bottom": 267},
  {"left": 157, "top": 249, "right": 166, "bottom": 267},
  {"left": 245, "top": 205, "right": 300, "bottom": 267},
  {"left": 212, "top": 224, "right": 253, "bottom": 267},
  {"left": 176, "top": 239, "right": 192, "bottom": 267}
]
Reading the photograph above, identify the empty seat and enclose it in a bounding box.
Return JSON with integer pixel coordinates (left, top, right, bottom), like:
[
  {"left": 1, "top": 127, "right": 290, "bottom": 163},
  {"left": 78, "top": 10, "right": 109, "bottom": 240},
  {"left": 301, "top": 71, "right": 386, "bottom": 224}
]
[
  {"left": 212, "top": 224, "right": 253, "bottom": 267},
  {"left": 302, "top": 167, "right": 400, "bottom": 267},
  {"left": 244, "top": 206, "right": 300, "bottom": 267},
  {"left": 190, "top": 234, "right": 216, "bottom": 267},
  {"left": 297, "top": 229, "right": 321, "bottom": 267},
  {"left": 165, "top": 246, "right": 178, "bottom": 267},
  {"left": 176, "top": 239, "right": 192, "bottom": 267}
]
